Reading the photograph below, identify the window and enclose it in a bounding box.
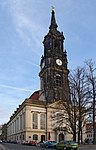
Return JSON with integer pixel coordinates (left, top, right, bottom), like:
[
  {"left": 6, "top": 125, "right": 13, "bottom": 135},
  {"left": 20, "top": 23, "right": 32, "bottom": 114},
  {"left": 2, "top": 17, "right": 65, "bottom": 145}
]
[
  {"left": 33, "top": 134, "right": 38, "bottom": 140},
  {"left": 17, "top": 118, "right": 19, "bottom": 131},
  {"left": 54, "top": 74, "right": 62, "bottom": 87},
  {"left": 20, "top": 115, "right": 22, "bottom": 130},
  {"left": 40, "top": 113, "right": 46, "bottom": 129},
  {"left": 23, "top": 112, "right": 25, "bottom": 129},
  {"left": 32, "top": 113, "right": 38, "bottom": 129}
]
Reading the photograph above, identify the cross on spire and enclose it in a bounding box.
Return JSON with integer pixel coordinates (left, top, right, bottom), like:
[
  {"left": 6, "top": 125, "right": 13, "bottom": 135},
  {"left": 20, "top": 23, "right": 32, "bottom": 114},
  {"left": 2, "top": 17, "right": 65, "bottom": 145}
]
[
  {"left": 52, "top": 5, "right": 54, "bottom": 11},
  {"left": 49, "top": 6, "right": 58, "bottom": 30}
]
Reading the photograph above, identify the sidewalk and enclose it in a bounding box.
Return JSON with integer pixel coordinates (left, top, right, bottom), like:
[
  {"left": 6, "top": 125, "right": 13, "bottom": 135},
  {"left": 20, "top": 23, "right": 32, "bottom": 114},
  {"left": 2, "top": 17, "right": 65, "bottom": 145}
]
[{"left": 79, "top": 144, "right": 96, "bottom": 149}]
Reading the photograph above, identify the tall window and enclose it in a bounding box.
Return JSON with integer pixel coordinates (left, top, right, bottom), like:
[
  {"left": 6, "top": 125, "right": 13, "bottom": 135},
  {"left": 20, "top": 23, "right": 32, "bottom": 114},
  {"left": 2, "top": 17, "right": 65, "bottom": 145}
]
[
  {"left": 17, "top": 117, "right": 19, "bottom": 131},
  {"left": 32, "top": 113, "right": 38, "bottom": 129},
  {"left": 20, "top": 115, "right": 22, "bottom": 130},
  {"left": 23, "top": 112, "right": 25, "bottom": 129},
  {"left": 40, "top": 113, "right": 45, "bottom": 129}
]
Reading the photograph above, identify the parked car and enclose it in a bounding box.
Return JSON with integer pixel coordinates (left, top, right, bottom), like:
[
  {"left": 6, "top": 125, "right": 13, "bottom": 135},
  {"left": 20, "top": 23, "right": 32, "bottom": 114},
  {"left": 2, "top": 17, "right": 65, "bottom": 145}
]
[
  {"left": 56, "top": 140, "right": 79, "bottom": 150},
  {"left": 7, "top": 140, "right": 18, "bottom": 144},
  {"left": 37, "top": 141, "right": 43, "bottom": 147},
  {"left": 28, "top": 140, "right": 37, "bottom": 146},
  {"left": 40, "top": 140, "right": 57, "bottom": 148},
  {"left": 22, "top": 141, "right": 29, "bottom": 145},
  {"left": 0, "top": 140, "right": 2, "bottom": 143},
  {"left": 40, "top": 141, "right": 46, "bottom": 147},
  {"left": 22, "top": 140, "right": 37, "bottom": 146}
]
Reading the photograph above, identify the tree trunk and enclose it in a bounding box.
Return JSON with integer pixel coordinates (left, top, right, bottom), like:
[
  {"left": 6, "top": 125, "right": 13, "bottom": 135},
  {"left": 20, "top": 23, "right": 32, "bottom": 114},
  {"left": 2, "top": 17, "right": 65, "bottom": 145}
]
[
  {"left": 73, "top": 128, "right": 76, "bottom": 141},
  {"left": 81, "top": 125, "right": 83, "bottom": 144}
]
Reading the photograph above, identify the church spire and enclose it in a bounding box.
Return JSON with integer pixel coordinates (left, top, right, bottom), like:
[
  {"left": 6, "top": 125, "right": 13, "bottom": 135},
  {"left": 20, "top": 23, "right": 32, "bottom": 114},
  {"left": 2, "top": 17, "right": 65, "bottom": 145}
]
[{"left": 49, "top": 7, "right": 58, "bottom": 30}]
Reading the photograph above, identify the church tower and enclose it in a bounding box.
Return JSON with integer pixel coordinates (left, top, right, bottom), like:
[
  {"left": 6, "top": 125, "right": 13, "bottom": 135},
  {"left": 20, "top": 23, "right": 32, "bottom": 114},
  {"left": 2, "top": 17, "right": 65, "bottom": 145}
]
[{"left": 39, "top": 8, "right": 69, "bottom": 104}]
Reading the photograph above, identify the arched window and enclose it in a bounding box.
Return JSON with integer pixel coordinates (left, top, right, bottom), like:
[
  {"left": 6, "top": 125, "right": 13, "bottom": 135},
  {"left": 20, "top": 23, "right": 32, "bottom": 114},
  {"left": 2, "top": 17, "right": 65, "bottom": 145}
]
[
  {"left": 32, "top": 113, "right": 38, "bottom": 129},
  {"left": 33, "top": 134, "right": 38, "bottom": 140},
  {"left": 40, "top": 113, "right": 45, "bottom": 129}
]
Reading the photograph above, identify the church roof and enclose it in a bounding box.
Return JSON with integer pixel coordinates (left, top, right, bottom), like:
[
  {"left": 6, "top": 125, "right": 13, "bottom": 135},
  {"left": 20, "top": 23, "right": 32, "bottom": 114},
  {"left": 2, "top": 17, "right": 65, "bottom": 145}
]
[
  {"left": 25, "top": 90, "right": 45, "bottom": 105},
  {"left": 8, "top": 90, "right": 45, "bottom": 123},
  {"left": 29, "top": 90, "right": 39, "bottom": 100}
]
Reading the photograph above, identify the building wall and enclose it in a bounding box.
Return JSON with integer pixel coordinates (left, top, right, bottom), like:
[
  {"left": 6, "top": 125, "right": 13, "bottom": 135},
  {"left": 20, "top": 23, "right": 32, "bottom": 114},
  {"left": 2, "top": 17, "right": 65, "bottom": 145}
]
[
  {"left": 7, "top": 102, "right": 73, "bottom": 143},
  {"left": 7, "top": 104, "right": 47, "bottom": 142},
  {"left": 7, "top": 106, "right": 26, "bottom": 142},
  {"left": 85, "top": 123, "right": 93, "bottom": 143}
]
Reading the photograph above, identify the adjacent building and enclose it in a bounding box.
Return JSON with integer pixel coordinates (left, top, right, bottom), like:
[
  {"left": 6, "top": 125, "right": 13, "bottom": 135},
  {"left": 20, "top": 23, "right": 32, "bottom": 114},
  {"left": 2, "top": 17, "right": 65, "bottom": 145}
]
[
  {"left": 0, "top": 125, "right": 2, "bottom": 140},
  {"left": 0, "top": 124, "right": 7, "bottom": 141},
  {"left": 85, "top": 122, "right": 93, "bottom": 143}
]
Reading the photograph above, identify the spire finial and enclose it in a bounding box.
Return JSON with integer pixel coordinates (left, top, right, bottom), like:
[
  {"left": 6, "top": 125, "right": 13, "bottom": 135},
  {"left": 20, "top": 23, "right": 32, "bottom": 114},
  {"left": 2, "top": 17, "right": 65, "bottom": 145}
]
[
  {"left": 52, "top": 5, "right": 54, "bottom": 11},
  {"left": 49, "top": 5, "right": 58, "bottom": 30}
]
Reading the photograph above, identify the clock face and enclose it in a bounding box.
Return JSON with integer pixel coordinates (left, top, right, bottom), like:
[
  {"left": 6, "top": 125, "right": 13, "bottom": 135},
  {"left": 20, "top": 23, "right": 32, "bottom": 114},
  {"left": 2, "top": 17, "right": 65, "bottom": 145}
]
[{"left": 56, "top": 59, "right": 62, "bottom": 66}]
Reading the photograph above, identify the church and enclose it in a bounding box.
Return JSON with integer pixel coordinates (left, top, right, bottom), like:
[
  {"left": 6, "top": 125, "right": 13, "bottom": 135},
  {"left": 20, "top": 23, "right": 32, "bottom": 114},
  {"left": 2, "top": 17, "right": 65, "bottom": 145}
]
[{"left": 7, "top": 8, "right": 72, "bottom": 143}]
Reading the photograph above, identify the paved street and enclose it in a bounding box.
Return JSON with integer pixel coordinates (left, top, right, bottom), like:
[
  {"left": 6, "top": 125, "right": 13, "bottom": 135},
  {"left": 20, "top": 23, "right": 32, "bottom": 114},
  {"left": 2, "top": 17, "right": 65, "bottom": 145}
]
[
  {"left": 0, "top": 143, "right": 96, "bottom": 150},
  {"left": 1, "top": 143, "right": 53, "bottom": 150}
]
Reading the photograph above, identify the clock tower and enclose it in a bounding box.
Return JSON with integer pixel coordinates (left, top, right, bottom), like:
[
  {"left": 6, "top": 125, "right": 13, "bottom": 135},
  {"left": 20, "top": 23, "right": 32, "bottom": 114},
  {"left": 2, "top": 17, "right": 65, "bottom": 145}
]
[{"left": 39, "top": 8, "right": 69, "bottom": 104}]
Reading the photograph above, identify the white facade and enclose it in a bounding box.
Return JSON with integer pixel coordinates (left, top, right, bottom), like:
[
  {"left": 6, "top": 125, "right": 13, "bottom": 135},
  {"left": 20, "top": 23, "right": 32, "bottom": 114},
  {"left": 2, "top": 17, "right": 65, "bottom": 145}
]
[{"left": 7, "top": 99, "right": 72, "bottom": 143}]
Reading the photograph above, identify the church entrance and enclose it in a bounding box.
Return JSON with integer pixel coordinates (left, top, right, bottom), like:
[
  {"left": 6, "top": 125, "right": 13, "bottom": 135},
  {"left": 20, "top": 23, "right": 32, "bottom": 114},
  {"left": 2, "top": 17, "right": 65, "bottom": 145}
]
[{"left": 59, "top": 133, "right": 64, "bottom": 142}]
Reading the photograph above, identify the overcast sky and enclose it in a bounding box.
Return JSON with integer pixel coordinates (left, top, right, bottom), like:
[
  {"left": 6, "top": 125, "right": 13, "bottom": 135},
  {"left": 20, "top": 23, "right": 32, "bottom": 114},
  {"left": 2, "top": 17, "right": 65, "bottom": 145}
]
[{"left": 0, "top": 0, "right": 96, "bottom": 124}]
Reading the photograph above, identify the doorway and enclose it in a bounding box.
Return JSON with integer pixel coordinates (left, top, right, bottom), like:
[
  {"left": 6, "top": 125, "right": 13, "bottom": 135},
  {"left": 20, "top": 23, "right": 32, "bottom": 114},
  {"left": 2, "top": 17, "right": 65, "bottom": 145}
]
[
  {"left": 41, "top": 135, "right": 45, "bottom": 142},
  {"left": 59, "top": 133, "right": 64, "bottom": 142}
]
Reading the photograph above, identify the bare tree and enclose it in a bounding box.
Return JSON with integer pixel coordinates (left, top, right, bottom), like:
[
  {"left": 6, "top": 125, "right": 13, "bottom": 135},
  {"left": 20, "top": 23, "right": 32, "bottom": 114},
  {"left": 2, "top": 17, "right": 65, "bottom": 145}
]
[
  {"left": 51, "top": 99, "right": 78, "bottom": 141},
  {"left": 52, "top": 66, "right": 92, "bottom": 144},
  {"left": 69, "top": 67, "right": 92, "bottom": 144}
]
